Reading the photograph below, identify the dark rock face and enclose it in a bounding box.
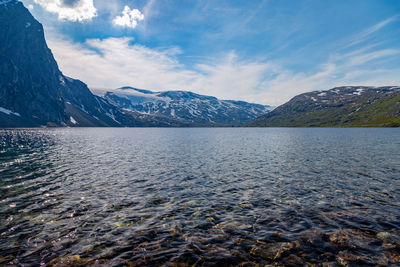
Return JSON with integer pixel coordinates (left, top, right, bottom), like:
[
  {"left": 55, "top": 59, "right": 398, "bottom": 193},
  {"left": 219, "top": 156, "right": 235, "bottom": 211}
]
[
  {"left": 0, "top": 1, "right": 143, "bottom": 127},
  {"left": 104, "top": 87, "right": 273, "bottom": 126},
  {"left": 0, "top": 0, "right": 67, "bottom": 126},
  {"left": 248, "top": 86, "right": 400, "bottom": 127}
]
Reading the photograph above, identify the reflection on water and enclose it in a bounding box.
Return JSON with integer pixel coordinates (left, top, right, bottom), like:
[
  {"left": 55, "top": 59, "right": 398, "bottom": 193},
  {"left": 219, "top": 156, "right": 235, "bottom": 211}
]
[{"left": 0, "top": 128, "right": 399, "bottom": 266}]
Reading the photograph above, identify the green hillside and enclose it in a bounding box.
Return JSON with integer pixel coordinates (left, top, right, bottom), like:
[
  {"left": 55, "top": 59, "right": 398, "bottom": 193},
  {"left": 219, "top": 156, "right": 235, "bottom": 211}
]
[{"left": 248, "top": 86, "right": 400, "bottom": 127}]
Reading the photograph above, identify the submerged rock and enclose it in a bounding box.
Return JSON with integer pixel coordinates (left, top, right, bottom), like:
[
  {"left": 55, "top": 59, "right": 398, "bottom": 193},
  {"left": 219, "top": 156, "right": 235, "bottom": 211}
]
[{"left": 250, "top": 242, "right": 296, "bottom": 260}]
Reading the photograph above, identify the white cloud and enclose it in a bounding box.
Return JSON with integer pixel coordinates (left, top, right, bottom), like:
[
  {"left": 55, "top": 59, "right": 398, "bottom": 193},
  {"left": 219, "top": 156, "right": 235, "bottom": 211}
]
[
  {"left": 47, "top": 36, "right": 198, "bottom": 91},
  {"left": 344, "top": 16, "right": 399, "bottom": 48},
  {"left": 143, "top": 0, "right": 156, "bottom": 18},
  {"left": 94, "top": 1, "right": 120, "bottom": 16},
  {"left": 113, "top": 5, "right": 144, "bottom": 29},
  {"left": 346, "top": 49, "right": 399, "bottom": 66},
  {"left": 33, "top": 0, "right": 97, "bottom": 22},
  {"left": 45, "top": 28, "right": 400, "bottom": 106},
  {"left": 47, "top": 36, "right": 281, "bottom": 102},
  {"left": 27, "top": 4, "right": 34, "bottom": 10}
]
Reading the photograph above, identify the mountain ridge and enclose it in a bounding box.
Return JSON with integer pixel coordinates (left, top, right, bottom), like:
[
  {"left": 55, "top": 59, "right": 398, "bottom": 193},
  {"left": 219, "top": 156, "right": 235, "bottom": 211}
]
[
  {"left": 248, "top": 86, "right": 400, "bottom": 127},
  {"left": 0, "top": 1, "right": 272, "bottom": 128},
  {"left": 102, "top": 87, "right": 273, "bottom": 126},
  {"left": 4, "top": 1, "right": 397, "bottom": 128}
]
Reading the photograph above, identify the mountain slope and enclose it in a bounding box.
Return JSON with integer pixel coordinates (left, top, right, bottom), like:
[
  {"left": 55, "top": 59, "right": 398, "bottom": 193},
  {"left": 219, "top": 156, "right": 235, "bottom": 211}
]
[
  {"left": 0, "top": 0, "right": 271, "bottom": 128},
  {"left": 248, "top": 86, "right": 400, "bottom": 127},
  {"left": 103, "top": 87, "right": 273, "bottom": 126},
  {"left": 0, "top": 0, "right": 145, "bottom": 127}
]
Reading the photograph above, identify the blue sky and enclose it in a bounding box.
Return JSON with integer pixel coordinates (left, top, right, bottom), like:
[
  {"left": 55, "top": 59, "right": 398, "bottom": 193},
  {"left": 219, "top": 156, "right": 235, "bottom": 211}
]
[{"left": 21, "top": 0, "right": 400, "bottom": 105}]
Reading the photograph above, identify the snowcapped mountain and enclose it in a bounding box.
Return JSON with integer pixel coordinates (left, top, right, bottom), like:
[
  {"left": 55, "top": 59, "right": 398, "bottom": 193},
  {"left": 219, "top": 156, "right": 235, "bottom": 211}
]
[
  {"left": 0, "top": 1, "right": 272, "bottom": 127},
  {"left": 249, "top": 86, "right": 400, "bottom": 127},
  {"left": 101, "top": 87, "right": 273, "bottom": 126}
]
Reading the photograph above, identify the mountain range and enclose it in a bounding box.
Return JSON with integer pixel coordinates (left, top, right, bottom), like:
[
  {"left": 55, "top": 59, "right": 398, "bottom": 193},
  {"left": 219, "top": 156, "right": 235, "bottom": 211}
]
[
  {"left": 0, "top": 0, "right": 271, "bottom": 128},
  {"left": 100, "top": 87, "right": 272, "bottom": 126},
  {"left": 249, "top": 86, "right": 400, "bottom": 127},
  {"left": 0, "top": 1, "right": 399, "bottom": 128}
]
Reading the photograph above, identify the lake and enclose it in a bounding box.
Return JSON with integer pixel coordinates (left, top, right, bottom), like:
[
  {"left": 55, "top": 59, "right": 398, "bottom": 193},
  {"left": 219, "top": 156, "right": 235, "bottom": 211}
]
[{"left": 1, "top": 128, "right": 399, "bottom": 266}]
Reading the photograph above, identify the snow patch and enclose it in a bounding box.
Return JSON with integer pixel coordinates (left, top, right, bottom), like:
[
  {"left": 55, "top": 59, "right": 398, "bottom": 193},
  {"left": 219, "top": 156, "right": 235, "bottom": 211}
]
[
  {"left": 0, "top": 107, "right": 20, "bottom": 117},
  {"left": 113, "top": 88, "right": 169, "bottom": 104},
  {"left": 311, "top": 97, "right": 317, "bottom": 102},
  {"left": 25, "top": 22, "right": 31, "bottom": 28},
  {"left": 59, "top": 75, "right": 65, "bottom": 86},
  {"left": 106, "top": 110, "right": 121, "bottom": 124},
  {"left": 80, "top": 104, "right": 89, "bottom": 114},
  {"left": 353, "top": 89, "right": 364, "bottom": 95},
  {"left": 318, "top": 92, "right": 326, "bottom": 97},
  {"left": 64, "top": 76, "right": 74, "bottom": 82},
  {"left": 70, "top": 116, "right": 77, "bottom": 125}
]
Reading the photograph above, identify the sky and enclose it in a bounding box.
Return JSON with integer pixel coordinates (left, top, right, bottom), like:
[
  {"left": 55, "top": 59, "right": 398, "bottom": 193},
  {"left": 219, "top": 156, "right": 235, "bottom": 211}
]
[{"left": 20, "top": 0, "right": 400, "bottom": 105}]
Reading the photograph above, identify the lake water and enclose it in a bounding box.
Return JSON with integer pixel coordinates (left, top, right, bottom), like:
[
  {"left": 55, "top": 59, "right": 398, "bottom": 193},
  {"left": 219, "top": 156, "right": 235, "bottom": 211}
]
[{"left": 0, "top": 128, "right": 399, "bottom": 266}]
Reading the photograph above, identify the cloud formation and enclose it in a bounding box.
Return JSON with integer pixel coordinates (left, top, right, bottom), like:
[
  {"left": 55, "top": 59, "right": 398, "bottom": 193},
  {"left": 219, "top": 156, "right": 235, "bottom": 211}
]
[
  {"left": 47, "top": 34, "right": 400, "bottom": 106},
  {"left": 344, "top": 16, "right": 399, "bottom": 48},
  {"left": 113, "top": 5, "right": 144, "bottom": 29},
  {"left": 33, "top": 0, "right": 97, "bottom": 22}
]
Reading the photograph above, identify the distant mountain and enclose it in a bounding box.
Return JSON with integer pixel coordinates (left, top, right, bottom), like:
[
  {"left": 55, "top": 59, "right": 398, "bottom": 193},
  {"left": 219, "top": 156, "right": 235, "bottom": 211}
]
[
  {"left": 102, "top": 87, "right": 273, "bottom": 126},
  {"left": 248, "top": 86, "right": 400, "bottom": 127},
  {"left": 0, "top": 0, "right": 271, "bottom": 128}
]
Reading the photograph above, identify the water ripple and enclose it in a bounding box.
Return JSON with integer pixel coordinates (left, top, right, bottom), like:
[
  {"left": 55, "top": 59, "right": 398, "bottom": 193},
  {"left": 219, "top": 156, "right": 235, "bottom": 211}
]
[{"left": 0, "top": 128, "right": 399, "bottom": 266}]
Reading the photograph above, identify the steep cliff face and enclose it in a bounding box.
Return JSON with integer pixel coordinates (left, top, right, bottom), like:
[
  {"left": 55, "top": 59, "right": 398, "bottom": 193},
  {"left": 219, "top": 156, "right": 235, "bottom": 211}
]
[
  {"left": 0, "top": 0, "right": 144, "bottom": 127},
  {"left": 0, "top": 0, "right": 67, "bottom": 126}
]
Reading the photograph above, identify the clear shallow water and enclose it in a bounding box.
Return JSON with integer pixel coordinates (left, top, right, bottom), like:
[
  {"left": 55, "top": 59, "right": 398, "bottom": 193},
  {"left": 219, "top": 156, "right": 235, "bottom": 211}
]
[{"left": 0, "top": 128, "right": 399, "bottom": 266}]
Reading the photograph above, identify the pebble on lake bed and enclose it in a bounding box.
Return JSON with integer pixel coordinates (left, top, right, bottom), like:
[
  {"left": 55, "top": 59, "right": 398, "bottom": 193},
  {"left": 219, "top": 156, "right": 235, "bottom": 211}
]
[
  {"left": 250, "top": 242, "right": 297, "bottom": 260},
  {"left": 377, "top": 232, "right": 390, "bottom": 241}
]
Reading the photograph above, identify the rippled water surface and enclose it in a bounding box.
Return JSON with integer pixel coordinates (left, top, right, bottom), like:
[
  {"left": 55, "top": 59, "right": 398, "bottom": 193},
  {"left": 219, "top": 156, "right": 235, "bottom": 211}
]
[{"left": 1, "top": 128, "right": 400, "bottom": 266}]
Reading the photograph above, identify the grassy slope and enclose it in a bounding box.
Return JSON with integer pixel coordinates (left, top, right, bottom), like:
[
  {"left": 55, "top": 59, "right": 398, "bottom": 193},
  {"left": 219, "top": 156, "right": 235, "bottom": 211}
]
[{"left": 249, "top": 90, "right": 400, "bottom": 127}]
